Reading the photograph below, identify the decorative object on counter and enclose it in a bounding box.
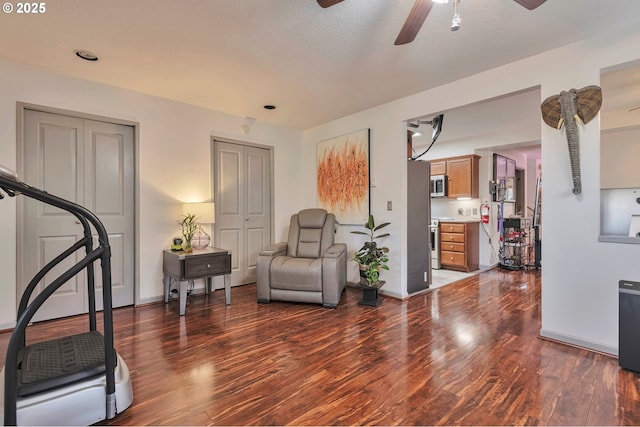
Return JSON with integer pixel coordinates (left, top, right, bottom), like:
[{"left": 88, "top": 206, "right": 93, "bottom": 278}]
[
  {"left": 179, "top": 213, "right": 198, "bottom": 253},
  {"left": 540, "top": 85, "right": 602, "bottom": 195},
  {"left": 182, "top": 202, "right": 215, "bottom": 249},
  {"left": 317, "top": 128, "right": 370, "bottom": 224},
  {"left": 171, "top": 237, "right": 183, "bottom": 252},
  {"left": 351, "top": 214, "right": 390, "bottom": 306}
]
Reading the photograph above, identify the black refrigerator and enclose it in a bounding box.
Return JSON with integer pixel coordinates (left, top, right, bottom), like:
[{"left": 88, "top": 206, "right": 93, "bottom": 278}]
[{"left": 407, "top": 159, "right": 431, "bottom": 293}]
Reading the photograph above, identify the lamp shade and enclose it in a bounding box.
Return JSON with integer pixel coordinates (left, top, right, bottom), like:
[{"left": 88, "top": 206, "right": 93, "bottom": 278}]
[{"left": 182, "top": 202, "right": 215, "bottom": 223}]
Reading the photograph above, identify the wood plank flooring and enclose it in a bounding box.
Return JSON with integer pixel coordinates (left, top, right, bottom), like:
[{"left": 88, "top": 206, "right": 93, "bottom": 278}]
[{"left": 3, "top": 268, "right": 640, "bottom": 425}]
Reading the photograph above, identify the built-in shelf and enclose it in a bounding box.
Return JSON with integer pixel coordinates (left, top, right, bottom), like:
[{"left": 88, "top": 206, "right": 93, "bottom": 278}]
[{"left": 598, "top": 235, "right": 640, "bottom": 244}]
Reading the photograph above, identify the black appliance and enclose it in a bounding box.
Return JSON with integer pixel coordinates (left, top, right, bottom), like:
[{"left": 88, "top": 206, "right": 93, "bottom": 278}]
[{"left": 619, "top": 280, "right": 640, "bottom": 372}]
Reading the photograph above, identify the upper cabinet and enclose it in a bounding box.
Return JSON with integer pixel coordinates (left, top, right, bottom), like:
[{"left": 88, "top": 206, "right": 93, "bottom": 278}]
[
  {"left": 430, "top": 160, "right": 447, "bottom": 176},
  {"left": 429, "top": 154, "right": 480, "bottom": 199}
]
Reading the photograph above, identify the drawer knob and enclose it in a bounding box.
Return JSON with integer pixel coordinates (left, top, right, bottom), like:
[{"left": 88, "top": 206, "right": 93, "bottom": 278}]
[{"left": 450, "top": 256, "right": 454, "bottom": 260}]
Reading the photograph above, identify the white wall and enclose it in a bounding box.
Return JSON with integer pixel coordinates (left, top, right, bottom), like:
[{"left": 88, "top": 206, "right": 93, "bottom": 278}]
[
  {"left": 0, "top": 58, "right": 303, "bottom": 328},
  {"left": 601, "top": 126, "right": 640, "bottom": 189},
  {"left": 303, "top": 24, "right": 640, "bottom": 354}
]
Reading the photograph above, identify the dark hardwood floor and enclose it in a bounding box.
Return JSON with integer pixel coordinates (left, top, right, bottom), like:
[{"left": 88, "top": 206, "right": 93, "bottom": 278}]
[{"left": 2, "top": 268, "right": 640, "bottom": 425}]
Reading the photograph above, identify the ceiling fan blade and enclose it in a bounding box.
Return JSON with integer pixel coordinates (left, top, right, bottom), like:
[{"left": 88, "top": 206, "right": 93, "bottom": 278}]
[
  {"left": 512, "top": 0, "right": 546, "bottom": 10},
  {"left": 394, "top": 0, "right": 433, "bottom": 46},
  {"left": 317, "top": 0, "right": 344, "bottom": 8},
  {"left": 630, "top": 106, "right": 640, "bottom": 112}
]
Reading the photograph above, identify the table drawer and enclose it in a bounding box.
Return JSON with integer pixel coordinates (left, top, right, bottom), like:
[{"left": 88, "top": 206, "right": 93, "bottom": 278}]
[
  {"left": 441, "top": 251, "right": 466, "bottom": 267},
  {"left": 441, "top": 242, "right": 465, "bottom": 253},
  {"left": 440, "top": 223, "right": 466, "bottom": 233},
  {"left": 184, "top": 255, "right": 230, "bottom": 278},
  {"left": 441, "top": 232, "right": 465, "bottom": 243}
]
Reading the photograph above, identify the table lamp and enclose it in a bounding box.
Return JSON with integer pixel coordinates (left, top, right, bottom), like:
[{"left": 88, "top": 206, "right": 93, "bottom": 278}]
[{"left": 182, "top": 202, "right": 215, "bottom": 249}]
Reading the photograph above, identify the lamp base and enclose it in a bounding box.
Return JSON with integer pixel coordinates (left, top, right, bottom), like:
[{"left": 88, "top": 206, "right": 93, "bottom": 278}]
[{"left": 191, "top": 225, "right": 210, "bottom": 249}]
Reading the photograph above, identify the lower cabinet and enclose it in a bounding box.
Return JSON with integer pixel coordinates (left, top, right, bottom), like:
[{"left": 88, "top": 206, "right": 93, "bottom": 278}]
[{"left": 440, "top": 222, "right": 479, "bottom": 272}]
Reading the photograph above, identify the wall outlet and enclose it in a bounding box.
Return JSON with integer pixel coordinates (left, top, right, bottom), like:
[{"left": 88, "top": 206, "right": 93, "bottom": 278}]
[
  {"left": 465, "top": 209, "right": 471, "bottom": 215},
  {"left": 473, "top": 208, "right": 478, "bottom": 215}
]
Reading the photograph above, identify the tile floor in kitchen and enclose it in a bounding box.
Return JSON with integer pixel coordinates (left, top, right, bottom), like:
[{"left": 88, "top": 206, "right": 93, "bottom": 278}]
[{"left": 429, "top": 267, "right": 485, "bottom": 290}]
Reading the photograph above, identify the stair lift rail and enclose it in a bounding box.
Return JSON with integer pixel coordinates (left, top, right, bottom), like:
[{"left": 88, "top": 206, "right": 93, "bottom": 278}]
[{"left": 0, "top": 166, "right": 118, "bottom": 425}]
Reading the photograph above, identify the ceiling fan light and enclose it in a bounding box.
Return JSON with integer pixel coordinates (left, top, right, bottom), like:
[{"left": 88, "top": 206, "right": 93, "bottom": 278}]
[
  {"left": 450, "top": 0, "right": 461, "bottom": 31},
  {"left": 450, "top": 14, "right": 461, "bottom": 31}
]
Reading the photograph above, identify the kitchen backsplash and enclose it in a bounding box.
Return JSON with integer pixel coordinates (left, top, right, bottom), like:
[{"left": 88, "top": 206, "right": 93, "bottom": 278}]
[
  {"left": 431, "top": 197, "right": 482, "bottom": 220},
  {"left": 431, "top": 197, "right": 515, "bottom": 221}
]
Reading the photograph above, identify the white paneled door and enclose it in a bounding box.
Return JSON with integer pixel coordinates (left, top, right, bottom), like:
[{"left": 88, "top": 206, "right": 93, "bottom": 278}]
[
  {"left": 22, "top": 109, "right": 135, "bottom": 322},
  {"left": 214, "top": 140, "right": 271, "bottom": 285}
]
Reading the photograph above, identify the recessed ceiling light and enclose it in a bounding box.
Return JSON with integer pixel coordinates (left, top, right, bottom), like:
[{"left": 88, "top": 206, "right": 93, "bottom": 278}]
[
  {"left": 74, "top": 50, "right": 99, "bottom": 61},
  {"left": 263, "top": 105, "right": 276, "bottom": 110}
]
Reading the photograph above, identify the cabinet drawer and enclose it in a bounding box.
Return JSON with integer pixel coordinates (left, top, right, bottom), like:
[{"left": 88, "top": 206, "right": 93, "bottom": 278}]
[
  {"left": 441, "top": 251, "right": 466, "bottom": 267},
  {"left": 184, "top": 255, "right": 229, "bottom": 278},
  {"left": 440, "top": 223, "right": 465, "bottom": 233},
  {"left": 441, "top": 242, "right": 465, "bottom": 253},
  {"left": 441, "top": 232, "right": 465, "bottom": 243}
]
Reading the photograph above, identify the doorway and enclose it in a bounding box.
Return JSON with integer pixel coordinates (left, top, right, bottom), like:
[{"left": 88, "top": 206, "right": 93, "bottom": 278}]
[
  {"left": 212, "top": 138, "right": 273, "bottom": 286},
  {"left": 18, "top": 107, "right": 136, "bottom": 322},
  {"left": 515, "top": 167, "right": 525, "bottom": 216}
]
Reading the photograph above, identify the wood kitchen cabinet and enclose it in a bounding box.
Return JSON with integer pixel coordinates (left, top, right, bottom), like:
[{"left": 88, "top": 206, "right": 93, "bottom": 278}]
[
  {"left": 429, "top": 154, "right": 480, "bottom": 199},
  {"left": 429, "top": 160, "right": 447, "bottom": 176},
  {"left": 439, "top": 221, "right": 479, "bottom": 272}
]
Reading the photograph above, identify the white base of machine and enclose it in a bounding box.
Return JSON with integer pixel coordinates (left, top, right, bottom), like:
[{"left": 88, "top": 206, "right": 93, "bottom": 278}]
[{"left": 0, "top": 353, "right": 133, "bottom": 426}]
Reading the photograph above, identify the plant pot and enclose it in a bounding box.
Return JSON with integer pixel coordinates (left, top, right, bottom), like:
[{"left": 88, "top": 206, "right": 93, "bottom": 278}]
[{"left": 358, "top": 263, "right": 381, "bottom": 287}]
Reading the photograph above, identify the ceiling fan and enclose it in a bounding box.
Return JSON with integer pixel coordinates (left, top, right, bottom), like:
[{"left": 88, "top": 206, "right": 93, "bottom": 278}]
[{"left": 317, "top": 0, "right": 547, "bottom": 45}]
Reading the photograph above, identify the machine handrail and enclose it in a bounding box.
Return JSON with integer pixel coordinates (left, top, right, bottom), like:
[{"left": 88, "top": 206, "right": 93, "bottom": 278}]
[
  {"left": 16, "top": 211, "right": 99, "bottom": 333},
  {"left": 0, "top": 166, "right": 117, "bottom": 425}
]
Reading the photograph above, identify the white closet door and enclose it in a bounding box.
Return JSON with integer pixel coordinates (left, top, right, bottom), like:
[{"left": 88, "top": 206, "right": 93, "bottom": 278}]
[
  {"left": 22, "top": 109, "right": 135, "bottom": 321},
  {"left": 214, "top": 141, "right": 271, "bottom": 285}
]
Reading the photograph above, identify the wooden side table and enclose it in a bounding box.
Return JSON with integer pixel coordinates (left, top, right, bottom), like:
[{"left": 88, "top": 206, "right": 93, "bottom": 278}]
[{"left": 163, "top": 247, "right": 231, "bottom": 315}]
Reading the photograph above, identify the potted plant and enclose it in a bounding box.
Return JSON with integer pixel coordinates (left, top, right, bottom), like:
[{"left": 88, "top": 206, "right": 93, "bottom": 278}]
[
  {"left": 351, "top": 214, "right": 390, "bottom": 306},
  {"left": 179, "top": 213, "right": 198, "bottom": 252}
]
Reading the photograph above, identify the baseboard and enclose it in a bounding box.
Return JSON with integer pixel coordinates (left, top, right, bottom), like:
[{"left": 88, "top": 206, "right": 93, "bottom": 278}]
[
  {"left": 539, "top": 328, "right": 617, "bottom": 357},
  {"left": 480, "top": 263, "right": 499, "bottom": 271},
  {"left": 0, "top": 321, "right": 16, "bottom": 333},
  {"left": 137, "top": 295, "right": 165, "bottom": 306}
]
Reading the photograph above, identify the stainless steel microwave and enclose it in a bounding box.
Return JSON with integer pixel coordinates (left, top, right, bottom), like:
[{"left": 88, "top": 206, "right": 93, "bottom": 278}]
[{"left": 430, "top": 175, "right": 448, "bottom": 197}]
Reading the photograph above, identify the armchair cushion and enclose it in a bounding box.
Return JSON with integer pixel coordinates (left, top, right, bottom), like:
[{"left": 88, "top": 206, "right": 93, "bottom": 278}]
[{"left": 270, "top": 257, "right": 322, "bottom": 292}]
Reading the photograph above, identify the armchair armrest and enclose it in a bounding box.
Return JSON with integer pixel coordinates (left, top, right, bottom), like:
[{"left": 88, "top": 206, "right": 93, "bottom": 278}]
[
  {"left": 259, "top": 242, "right": 288, "bottom": 257},
  {"left": 321, "top": 243, "right": 347, "bottom": 308},
  {"left": 257, "top": 242, "right": 288, "bottom": 303},
  {"left": 323, "top": 243, "right": 346, "bottom": 259}
]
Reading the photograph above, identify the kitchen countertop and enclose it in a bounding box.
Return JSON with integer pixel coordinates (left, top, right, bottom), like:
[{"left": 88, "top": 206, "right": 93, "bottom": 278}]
[{"left": 434, "top": 217, "right": 481, "bottom": 223}]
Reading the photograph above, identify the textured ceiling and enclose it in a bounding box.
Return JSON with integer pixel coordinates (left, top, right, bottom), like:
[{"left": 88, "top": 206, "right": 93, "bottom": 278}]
[{"left": 1, "top": 0, "right": 639, "bottom": 129}]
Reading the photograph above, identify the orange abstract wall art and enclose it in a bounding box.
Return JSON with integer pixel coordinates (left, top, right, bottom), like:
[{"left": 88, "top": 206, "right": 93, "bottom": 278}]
[{"left": 317, "top": 129, "right": 370, "bottom": 224}]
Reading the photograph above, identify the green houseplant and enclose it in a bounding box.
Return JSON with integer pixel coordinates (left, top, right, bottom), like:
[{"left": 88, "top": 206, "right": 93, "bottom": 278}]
[
  {"left": 179, "top": 213, "right": 198, "bottom": 252},
  {"left": 351, "top": 214, "right": 390, "bottom": 288}
]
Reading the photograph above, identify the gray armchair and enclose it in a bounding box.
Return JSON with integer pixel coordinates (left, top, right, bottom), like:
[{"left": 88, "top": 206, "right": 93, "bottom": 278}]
[{"left": 256, "top": 208, "right": 347, "bottom": 308}]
